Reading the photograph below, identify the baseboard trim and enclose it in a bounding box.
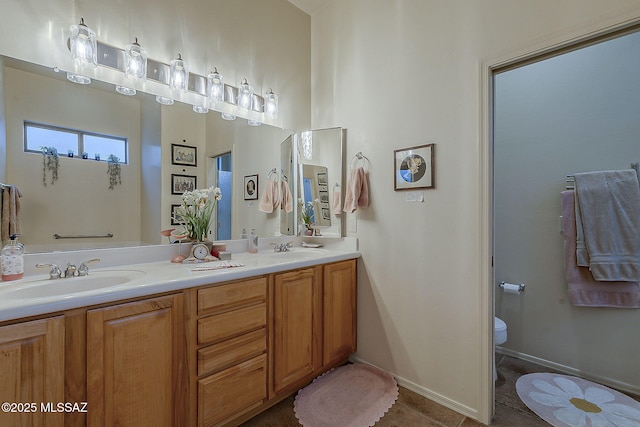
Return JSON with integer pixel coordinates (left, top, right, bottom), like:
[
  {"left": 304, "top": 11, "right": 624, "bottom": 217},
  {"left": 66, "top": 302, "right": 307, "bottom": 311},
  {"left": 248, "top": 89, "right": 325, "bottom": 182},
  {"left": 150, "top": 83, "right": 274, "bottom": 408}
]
[
  {"left": 497, "top": 347, "right": 640, "bottom": 395},
  {"left": 349, "top": 356, "right": 480, "bottom": 421}
]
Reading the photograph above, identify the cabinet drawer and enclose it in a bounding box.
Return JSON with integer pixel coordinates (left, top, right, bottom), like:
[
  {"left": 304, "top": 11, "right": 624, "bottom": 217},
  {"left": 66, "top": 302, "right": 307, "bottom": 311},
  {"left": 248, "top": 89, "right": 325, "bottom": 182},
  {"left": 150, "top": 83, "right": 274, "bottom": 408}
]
[
  {"left": 198, "top": 303, "right": 266, "bottom": 345},
  {"left": 198, "top": 329, "right": 266, "bottom": 376},
  {"left": 198, "top": 277, "right": 266, "bottom": 315},
  {"left": 198, "top": 354, "right": 267, "bottom": 427}
]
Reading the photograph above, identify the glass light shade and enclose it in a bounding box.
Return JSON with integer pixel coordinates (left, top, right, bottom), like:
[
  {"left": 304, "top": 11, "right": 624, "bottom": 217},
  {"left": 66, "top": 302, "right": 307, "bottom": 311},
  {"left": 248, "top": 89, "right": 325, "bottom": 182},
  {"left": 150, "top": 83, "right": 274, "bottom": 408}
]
[
  {"left": 237, "top": 78, "right": 253, "bottom": 110},
  {"left": 156, "top": 95, "right": 174, "bottom": 105},
  {"left": 115, "top": 85, "right": 136, "bottom": 96},
  {"left": 265, "top": 89, "right": 279, "bottom": 119},
  {"left": 298, "top": 131, "right": 313, "bottom": 160},
  {"left": 124, "top": 38, "right": 147, "bottom": 80},
  {"left": 66, "top": 72, "right": 91, "bottom": 85},
  {"left": 207, "top": 68, "right": 224, "bottom": 104},
  {"left": 170, "top": 54, "right": 189, "bottom": 92},
  {"left": 221, "top": 112, "right": 236, "bottom": 120},
  {"left": 193, "top": 105, "right": 209, "bottom": 114},
  {"left": 69, "top": 18, "right": 97, "bottom": 69}
]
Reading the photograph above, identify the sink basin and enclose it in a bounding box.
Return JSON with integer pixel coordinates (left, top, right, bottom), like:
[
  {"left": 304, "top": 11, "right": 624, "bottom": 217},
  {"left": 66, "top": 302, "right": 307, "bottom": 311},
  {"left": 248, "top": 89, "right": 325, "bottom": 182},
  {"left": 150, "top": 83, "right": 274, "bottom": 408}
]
[{"left": 2, "top": 270, "right": 146, "bottom": 299}]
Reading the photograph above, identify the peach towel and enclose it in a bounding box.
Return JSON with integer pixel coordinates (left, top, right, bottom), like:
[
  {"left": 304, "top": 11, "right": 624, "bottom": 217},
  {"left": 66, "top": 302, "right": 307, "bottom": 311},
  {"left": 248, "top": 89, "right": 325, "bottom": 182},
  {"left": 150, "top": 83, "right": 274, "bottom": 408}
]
[
  {"left": 1, "top": 185, "right": 22, "bottom": 243},
  {"left": 562, "top": 190, "right": 640, "bottom": 308},
  {"left": 332, "top": 189, "right": 342, "bottom": 215},
  {"left": 280, "top": 181, "right": 293, "bottom": 213},
  {"left": 258, "top": 180, "right": 279, "bottom": 213},
  {"left": 343, "top": 167, "right": 369, "bottom": 213}
]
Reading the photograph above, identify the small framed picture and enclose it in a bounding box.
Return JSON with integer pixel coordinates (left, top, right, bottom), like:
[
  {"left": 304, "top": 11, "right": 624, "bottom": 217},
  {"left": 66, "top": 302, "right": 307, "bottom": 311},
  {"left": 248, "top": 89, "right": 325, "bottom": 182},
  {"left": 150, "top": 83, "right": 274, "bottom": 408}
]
[
  {"left": 244, "top": 174, "right": 259, "bottom": 200},
  {"left": 170, "top": 204, "right": 182, "bottom": 225},
  {"left": 171, "top": 174, "right": 197, "bottom": 194},
  {"left": 394, "top": 143, "right": 435, "bottom": 191},
  {"left": 171, "top": 143, "right": 197, "bottom": 167}
]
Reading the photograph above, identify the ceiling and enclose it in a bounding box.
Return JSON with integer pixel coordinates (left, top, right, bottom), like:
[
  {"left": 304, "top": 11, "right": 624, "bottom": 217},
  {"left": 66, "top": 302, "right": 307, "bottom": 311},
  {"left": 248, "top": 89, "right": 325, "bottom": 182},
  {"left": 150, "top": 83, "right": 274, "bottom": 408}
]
[{"left": 287, "top": 0, "right": 330, "bottom": 15}]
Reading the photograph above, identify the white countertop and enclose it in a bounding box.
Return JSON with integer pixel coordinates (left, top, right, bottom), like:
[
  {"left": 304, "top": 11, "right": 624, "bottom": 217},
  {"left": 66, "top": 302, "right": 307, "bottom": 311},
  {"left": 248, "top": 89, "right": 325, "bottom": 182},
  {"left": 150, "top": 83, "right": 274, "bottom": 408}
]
[{"left": 0, "top": 237, "right": 360, "bottom": 323}]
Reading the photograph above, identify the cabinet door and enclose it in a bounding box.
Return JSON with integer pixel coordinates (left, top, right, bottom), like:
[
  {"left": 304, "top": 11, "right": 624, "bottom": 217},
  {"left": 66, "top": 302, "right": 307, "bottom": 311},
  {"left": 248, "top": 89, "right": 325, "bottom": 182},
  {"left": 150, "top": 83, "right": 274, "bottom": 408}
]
[
  {"left": 0, "top": 316, "right": 65, "bottom": 427},
  {"left": 272, "top": 267, "right": 322, "bottom": 394},
  {"left": 87, "top": 294, "right": 185, "bottom": 427},
  {"left": 323, "top": 260, "right": 357, "bottom": 366}
]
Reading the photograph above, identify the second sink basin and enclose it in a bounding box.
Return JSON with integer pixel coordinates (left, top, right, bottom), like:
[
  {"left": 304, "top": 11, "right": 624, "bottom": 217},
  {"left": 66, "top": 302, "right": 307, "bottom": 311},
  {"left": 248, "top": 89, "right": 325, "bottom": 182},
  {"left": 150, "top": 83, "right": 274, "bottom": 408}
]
[{"left": 1, "top": 270, "right": 146, "bottom": 299}]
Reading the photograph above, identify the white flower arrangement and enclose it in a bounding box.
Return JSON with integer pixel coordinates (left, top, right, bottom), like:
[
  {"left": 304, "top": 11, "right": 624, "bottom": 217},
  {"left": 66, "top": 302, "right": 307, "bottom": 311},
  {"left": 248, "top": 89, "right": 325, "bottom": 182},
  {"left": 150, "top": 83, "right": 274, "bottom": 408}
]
[{"left": 172, "top": 186, "right": 222, "bottom": 242}]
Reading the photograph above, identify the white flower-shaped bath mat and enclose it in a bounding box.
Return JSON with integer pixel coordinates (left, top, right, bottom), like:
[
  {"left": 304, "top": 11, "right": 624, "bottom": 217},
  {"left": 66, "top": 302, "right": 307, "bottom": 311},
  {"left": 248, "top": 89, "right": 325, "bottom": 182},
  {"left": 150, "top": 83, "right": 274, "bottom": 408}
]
[{"left": 516, "top": 372, "right": 640, "bottom": 426}]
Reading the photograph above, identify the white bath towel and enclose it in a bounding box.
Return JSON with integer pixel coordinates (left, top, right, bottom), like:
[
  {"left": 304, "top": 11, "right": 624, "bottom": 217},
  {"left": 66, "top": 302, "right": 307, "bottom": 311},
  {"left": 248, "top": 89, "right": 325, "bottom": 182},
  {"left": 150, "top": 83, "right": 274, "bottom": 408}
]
[
  {"left": 574, "top": 170, "right": 640, "bottom": 281},
  {"left": 343, "top": 167, "right": 369, "bottom": 213}
]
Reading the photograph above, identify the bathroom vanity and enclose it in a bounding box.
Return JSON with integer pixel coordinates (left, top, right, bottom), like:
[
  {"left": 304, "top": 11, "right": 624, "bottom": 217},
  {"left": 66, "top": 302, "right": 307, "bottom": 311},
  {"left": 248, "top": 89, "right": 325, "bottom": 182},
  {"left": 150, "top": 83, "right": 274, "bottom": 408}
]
[{"left": 0, "top": 240, "right": 358, "bottom": 426}]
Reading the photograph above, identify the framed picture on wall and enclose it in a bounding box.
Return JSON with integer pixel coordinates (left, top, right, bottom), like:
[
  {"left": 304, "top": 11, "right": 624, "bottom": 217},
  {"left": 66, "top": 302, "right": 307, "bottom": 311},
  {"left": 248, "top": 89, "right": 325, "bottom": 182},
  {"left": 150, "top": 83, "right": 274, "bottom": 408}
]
[
  {"left": 170, "top": 204, "right": 181, "bottom": 225},
  {"left": 393, "top": 143, "right": 435, "bottom": 191},
  {"left": 244, "top": 174, "right": 259, "bottom": 200},
  {"left": 171, "top": 143, "right": 197, "bottom": 167},
  {"left": 171, "top": 174, "right": 197, "bottom": 194}
]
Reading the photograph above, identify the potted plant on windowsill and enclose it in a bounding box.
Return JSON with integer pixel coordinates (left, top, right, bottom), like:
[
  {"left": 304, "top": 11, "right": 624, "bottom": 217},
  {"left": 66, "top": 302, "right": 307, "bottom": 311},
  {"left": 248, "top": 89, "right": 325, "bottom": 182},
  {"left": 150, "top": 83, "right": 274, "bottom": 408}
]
[{"left": 41, "top": 146, "right": 59, "bottom": 186}]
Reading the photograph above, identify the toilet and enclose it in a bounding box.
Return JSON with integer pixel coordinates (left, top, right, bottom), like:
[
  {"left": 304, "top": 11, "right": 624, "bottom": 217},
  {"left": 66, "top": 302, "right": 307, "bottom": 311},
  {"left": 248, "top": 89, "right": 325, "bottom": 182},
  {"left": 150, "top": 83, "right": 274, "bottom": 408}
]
[{"left": 494, "top": 317, "right": 507, "bottom": 381}]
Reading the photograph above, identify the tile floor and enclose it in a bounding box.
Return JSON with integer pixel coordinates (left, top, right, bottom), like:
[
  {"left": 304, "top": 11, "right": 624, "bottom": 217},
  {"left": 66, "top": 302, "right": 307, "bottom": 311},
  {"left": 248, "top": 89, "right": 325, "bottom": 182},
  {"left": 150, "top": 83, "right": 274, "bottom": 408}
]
[{"left": 240, "top": 356, "right": 639, "bottom": 426}]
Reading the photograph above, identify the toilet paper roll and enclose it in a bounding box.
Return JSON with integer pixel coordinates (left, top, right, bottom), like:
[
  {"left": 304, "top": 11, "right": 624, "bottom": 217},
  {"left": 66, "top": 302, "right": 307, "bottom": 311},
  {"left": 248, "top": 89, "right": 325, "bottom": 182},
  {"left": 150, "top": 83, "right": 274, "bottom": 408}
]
[{"left": 502, "top": 282, "right": 523, "bottom": 294}]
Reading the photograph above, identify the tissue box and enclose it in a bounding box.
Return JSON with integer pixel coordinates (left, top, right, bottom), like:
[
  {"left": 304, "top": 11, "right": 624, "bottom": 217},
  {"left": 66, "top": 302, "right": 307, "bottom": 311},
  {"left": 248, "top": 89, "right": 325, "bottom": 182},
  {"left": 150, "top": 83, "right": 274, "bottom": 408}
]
[{"left": 217, "top": 251, "right": 231, "bottom": 261}]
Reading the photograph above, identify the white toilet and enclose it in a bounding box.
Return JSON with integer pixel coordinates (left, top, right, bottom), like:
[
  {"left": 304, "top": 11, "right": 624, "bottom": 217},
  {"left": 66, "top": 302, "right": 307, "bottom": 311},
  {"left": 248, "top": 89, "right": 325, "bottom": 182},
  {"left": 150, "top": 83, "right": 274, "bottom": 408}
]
[{"left": 494, "top": 317, "right": 507, "bottom": 381}]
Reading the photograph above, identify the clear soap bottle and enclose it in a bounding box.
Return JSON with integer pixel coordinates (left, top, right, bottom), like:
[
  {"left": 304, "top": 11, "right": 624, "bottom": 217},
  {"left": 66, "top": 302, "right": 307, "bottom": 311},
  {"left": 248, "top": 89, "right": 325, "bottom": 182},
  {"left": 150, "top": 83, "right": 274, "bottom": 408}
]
[
  {"left": 248, "top": 229, "right": 258, "bottom": 253},
  {"left": 1, "top": 234, "right": 24, "bottom": 281}
]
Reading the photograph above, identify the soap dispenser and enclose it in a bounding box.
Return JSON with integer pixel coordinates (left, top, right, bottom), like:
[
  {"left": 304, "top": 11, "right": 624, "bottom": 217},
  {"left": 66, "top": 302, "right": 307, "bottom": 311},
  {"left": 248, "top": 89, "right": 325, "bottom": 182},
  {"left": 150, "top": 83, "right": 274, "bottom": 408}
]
[
  {"left": 1, "top": 234, "right": 24, "bottom": 281},
  {"left": 248, "top": 229, "right": 258, "bottom": 253},
  {"left": 240, "top": 228, "right": 247, "bottom": 239}
]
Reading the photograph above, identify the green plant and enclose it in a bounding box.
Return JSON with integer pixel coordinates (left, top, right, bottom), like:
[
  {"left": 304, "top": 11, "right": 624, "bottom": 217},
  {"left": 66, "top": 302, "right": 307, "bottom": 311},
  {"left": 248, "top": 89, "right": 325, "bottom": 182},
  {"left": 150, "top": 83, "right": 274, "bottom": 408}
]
[
  {"left": 171, "top": 186, "right": 222, "bottom": 241},
  {"left": 41, "top": 146, "right": 59, "bottom": 186},
  {"left": 298, "top": 199, "right": 318, "bottom": 225},
  {"left": 107, "top": 154, "right": 122, "bottom": 189}
]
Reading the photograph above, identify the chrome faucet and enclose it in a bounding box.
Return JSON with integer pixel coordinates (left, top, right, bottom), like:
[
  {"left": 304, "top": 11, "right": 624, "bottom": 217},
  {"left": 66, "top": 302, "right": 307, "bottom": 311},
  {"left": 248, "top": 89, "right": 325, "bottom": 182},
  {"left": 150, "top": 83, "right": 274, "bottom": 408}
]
[
  {"left": 78, "top": 258, "right": 100, "bottom": 276},
  {"left": 271, "top": 241, "right": 294, "bottom": 252},
  {"left": 65, "top": 263, "right": 77, "bottom": 278},
  {"left": 35, "top": 263, "right": 63, "bottom": 279}
]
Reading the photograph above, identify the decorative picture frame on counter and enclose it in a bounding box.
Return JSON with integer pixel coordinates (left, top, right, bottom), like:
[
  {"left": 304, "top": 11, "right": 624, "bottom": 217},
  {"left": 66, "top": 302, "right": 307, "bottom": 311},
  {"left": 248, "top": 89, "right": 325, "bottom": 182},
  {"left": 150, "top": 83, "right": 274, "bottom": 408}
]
[
  {"left": 171, "top": 174, "right": 197, "bottom": 194},
  {"left": 171, "top": 143, "right": 197, "bottom": 167},
  {"left": 393, "top": 143, "right": 435, "bottom": 191},
  {"left": 244, "top": 174, "right": 259, "bottom": 200}
]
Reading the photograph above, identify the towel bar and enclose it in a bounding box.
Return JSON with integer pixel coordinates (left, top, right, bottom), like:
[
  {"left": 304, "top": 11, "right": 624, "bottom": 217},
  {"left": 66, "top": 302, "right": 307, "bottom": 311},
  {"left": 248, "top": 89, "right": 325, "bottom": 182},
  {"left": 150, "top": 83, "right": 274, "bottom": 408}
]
[{"left": 53, "top": 233, "right": 113, "bottom": 239}]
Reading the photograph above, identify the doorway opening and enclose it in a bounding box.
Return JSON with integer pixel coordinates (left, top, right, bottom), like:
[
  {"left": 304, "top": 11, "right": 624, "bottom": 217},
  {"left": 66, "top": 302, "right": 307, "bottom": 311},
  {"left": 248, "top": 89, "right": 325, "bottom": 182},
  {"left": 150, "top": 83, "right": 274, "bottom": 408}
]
[{"left": 208, "top": 152, "right": 232, "bottom": 240}]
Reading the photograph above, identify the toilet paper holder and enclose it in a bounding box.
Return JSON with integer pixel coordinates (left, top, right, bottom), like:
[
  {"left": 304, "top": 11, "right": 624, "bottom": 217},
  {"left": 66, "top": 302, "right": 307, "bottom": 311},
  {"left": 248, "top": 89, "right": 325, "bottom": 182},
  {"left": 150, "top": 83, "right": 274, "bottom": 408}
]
[{"left": 498, "top": 281, "right": 525, "bottom": 293}]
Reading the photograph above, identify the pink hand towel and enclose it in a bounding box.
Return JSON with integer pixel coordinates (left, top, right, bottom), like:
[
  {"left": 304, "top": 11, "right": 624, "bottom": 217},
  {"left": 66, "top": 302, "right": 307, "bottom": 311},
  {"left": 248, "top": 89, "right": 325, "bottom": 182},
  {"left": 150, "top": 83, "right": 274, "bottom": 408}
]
[
  {"left": 561, "top": 190, "right": 640, "bottom": 308},
  {"left": 280, "top": 181, "right": 293, "bottom": 213},
  {"left": 1, "top": 185, "right": 21, "bottom": 243},
  {"left": 258, "top": 180, "right": 277, "bottom": 213},
  {"left": 343, "top": 167, "right": 369, "bottom": 213},
  {"left": 332, "top": 189, "right": 342, "bottom": 215}
]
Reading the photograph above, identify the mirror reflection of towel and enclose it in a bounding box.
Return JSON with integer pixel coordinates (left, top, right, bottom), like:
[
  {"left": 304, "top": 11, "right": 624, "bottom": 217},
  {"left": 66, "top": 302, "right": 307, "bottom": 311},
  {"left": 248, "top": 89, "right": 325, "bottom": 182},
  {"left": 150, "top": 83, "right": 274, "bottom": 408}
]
[
  {"left": 280, "top": 181, "right": 293, "bottom": 213},
  {"left": 332, "top": 190, "right": 342, "bottom": 215},
  {"left": 343, "top": 167, "right": 369, "bottom": 213},
  {"left": 1, "top": 185, "right": 22, "bottom": 243},
  {"left": 259, "top": 180, "right": 279, "bottom": 213}
]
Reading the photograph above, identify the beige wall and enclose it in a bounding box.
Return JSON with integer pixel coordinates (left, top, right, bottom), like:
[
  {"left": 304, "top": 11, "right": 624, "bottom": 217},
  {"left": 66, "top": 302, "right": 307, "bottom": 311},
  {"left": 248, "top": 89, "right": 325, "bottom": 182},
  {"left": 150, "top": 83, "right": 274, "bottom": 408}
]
[
  {"left": 310, "top": 0, "right": 640, "bottom": 423},
  {"left": 5, "top": 66, "right": 142, "bottom": 250}
]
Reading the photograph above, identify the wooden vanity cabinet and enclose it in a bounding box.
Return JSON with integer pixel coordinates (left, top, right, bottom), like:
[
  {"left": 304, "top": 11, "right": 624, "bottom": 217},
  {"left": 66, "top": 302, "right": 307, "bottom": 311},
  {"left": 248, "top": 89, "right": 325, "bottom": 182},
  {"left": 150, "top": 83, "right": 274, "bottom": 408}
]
[
  {"left": 86, "top": 293, "right": 186, "bottom": 427},
  {"left": 191, "top": 277, "right": 268, "bottom": 427},
  {"left": 323, "top": 259, "right": 357, "bottom": 366},
  {"left": 272, "top": 266, "right": 323, "bottom": 395},
  {"left": 0, "top": 316, "right": 65, "bottom": 427}
]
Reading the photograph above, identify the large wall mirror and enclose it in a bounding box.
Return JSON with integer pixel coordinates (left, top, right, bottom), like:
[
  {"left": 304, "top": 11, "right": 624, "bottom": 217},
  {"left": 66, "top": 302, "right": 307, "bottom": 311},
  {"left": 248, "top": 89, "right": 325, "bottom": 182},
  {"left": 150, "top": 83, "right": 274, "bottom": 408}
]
[
  {"left": 293, "top": 127, "right": 344, "bottom": 238},
  {"left": 0, "top": 56, "right": 293, "bottom": 253}
]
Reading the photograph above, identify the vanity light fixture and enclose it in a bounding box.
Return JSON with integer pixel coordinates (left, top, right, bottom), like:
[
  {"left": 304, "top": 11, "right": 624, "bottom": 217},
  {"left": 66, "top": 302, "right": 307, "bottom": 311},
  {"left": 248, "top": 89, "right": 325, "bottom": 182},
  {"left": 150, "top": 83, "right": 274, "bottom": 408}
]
[
  {"left": 169, "top": 53, "right": 189, "bottom": 92},
  {"left": 156, "top": 95, "right": 174, "bottom": 105},
  {"left": 207, "top": 68, "right": 224, "bottom": 105},
  {"left": 221, "top": 113, "right": 236, "bottom": 120},
  {"left": 193, "top": 105, "right": 209, "bottom": 114},
  {"left": 264, "top": 89, "right": 278, "bottom": 119},
  {"left": 67, "top": 17, "right": 97, "bottom": 85},
  {"left": 125, "top": 38, "right": 147, "bottom": 80},
  {"left": 115, "top": 85, "right": 136, "bottom": 96},
  {"left": 237, "top": 78, "right": 253, "bottom": 110}
]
